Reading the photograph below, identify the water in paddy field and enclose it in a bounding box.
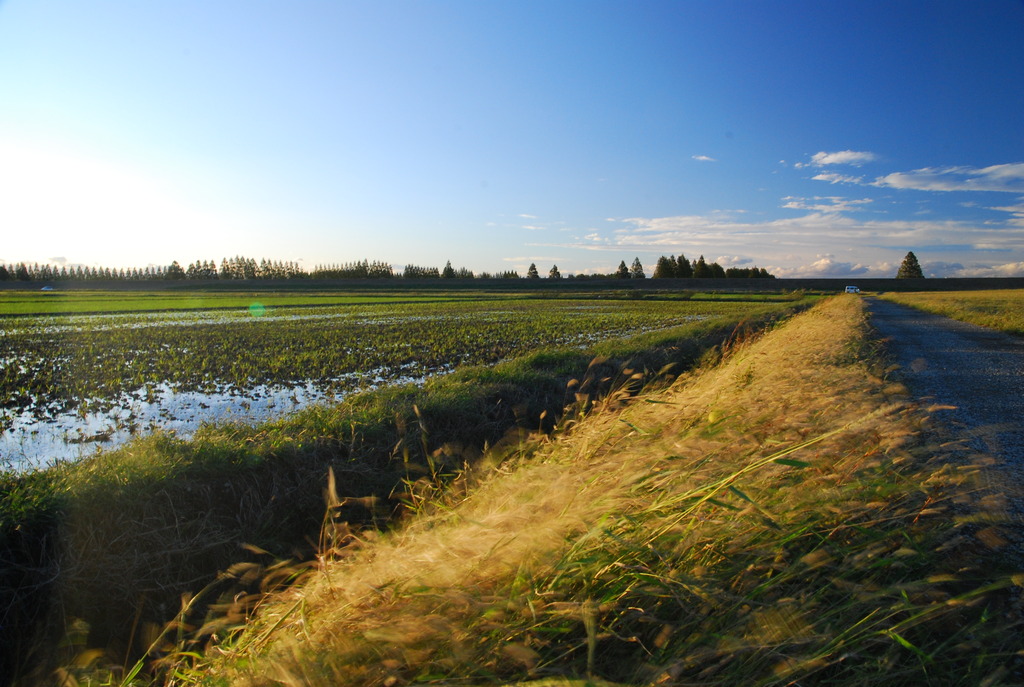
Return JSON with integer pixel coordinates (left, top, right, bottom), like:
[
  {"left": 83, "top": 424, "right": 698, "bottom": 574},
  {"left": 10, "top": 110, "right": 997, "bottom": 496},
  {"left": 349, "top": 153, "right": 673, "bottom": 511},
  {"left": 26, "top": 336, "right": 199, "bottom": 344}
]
[
  {"left": 0, "top": 364, "right": 434, "bottom": 471},
  {"left": 0, "top": 382, "right": 333, "bottom": 471},
  {"left": 1, "top": 298, "right": 712, "bottom": 471}
]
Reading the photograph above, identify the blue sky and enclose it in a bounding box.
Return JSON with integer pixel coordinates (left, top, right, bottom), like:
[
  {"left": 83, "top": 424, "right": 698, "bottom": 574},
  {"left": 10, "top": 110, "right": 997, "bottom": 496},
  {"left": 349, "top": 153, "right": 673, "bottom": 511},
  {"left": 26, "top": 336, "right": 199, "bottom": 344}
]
[{"left": 2, "top": 1, "right": 1023, "bottom": 278}]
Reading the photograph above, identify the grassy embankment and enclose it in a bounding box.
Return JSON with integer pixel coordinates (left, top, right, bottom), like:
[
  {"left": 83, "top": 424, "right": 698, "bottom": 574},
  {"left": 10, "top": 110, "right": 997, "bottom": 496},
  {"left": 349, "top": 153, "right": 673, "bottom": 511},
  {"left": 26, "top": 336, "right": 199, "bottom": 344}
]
[
  {"left": 145, "top": 295, "right": 1021, "bottom": 686},
  {"left": 878, "top": 289, "right": 1024, "bottom": 336},
  {"left": 2, "top": 297, "right": 802, "bottom": 685}
]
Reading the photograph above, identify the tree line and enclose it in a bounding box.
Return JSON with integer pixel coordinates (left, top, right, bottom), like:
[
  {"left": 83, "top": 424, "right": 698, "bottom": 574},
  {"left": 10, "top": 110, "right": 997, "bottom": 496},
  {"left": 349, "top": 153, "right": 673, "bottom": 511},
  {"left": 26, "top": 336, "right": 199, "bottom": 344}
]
[
  {"left": 0, "top": 257, "right": 308, "bottom": 282},
  {"left": 651, "top": 254, "right": 774, "bottom": 279},
  {"left": 0, "top": 253, "right": 777, "bottom": 283}
]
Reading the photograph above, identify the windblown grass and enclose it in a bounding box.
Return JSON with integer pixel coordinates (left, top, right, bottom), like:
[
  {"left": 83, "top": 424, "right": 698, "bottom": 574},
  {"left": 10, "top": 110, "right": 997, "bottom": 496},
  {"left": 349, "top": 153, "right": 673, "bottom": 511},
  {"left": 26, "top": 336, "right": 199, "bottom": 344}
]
[
  {"left": 4, "top": 304, "right": 800, "bottom": 686},
  {"left": 879, "top": 289, "right": 1024, "bottom": 336},
  {"left": 164, "top": 296, "right": 1022, "bottom": 686}
]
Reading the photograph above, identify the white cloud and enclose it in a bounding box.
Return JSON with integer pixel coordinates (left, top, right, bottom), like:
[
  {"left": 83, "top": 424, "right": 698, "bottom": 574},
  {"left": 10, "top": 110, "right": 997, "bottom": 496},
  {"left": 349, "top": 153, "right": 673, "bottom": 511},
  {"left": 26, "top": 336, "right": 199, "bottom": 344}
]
[
  {"left": 812, "top": 172, "right": 864, "bottom": 185},
  {"left": 715, "top": 255, "right": 752, "bottom": 267},
  {"left": 769, "top": 256, "right": 1018, "bottom": 279},
  {"left": 952, "top": 261, "right": 1024, "bottom": 277},
  {"left": 989, "top": 200, "right": 1024, "bottom": 226},
  {"left": 521, "top": 225, "right": 545, "bottom": 231},
  {"left": 796, "top": 150, "right": 877, "bottom": 168},
  {"left": 917, "top": 261, "right": 965, "bottom": 277},
  {"left": 781, "top": 196, "right": 873, "bottom": 213},
  {"left": 528, "top": 199, "right": 1024, "bottom": 279},
  {"left": 873, "top": 163, "right": 1024, "bottom": 193},
  {"left": 691, "top": 154, "right": 717, "bottom": 162},
  {"left": 771, "top": 255, "right": 873, "bottom": 278}
]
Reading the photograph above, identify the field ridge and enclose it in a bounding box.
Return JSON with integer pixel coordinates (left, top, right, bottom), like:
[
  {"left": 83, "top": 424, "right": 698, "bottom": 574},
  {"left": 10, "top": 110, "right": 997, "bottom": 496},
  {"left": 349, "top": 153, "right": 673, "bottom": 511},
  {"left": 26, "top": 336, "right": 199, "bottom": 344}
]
[{"left": 161, "top": 296, "right": 1022, "bottom": 686}]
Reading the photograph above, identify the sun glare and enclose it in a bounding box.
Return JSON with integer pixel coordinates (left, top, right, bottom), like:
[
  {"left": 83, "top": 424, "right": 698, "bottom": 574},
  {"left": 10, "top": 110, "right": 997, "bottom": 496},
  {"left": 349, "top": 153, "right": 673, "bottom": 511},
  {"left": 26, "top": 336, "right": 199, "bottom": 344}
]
[{"left": 0, "top": 141, "right": 221, "bottom": 265}]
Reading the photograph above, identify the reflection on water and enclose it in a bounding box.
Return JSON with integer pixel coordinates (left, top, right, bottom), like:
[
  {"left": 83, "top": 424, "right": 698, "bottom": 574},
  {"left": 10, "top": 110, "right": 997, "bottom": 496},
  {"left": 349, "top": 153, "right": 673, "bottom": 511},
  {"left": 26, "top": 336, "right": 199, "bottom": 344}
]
[
  {"left": 0, "top": 371, "right": 429, "bottom": 471},
  {"left": 1, "top": 302, "right": 709, "bottom": 471},
  {"left": 0, "top": 383, "right": 326, "bottom": 470}
]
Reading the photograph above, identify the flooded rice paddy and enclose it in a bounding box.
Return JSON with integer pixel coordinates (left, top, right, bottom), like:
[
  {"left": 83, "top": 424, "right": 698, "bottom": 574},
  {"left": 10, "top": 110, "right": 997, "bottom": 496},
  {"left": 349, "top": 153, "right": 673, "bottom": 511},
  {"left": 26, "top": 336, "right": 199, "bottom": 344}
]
[{"left": 0, "top": 296, "right": 746, "bottom": 470}]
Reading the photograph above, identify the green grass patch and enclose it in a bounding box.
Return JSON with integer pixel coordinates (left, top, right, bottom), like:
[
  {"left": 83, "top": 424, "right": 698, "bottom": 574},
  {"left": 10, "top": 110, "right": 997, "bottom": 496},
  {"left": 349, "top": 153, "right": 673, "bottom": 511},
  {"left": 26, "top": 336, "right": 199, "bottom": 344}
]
[
  {"left": 0, "top": 290, "right": 494, "bottom": 316},
  {"left": 0, "top": 288, "right": 806, "bottom": 317}
]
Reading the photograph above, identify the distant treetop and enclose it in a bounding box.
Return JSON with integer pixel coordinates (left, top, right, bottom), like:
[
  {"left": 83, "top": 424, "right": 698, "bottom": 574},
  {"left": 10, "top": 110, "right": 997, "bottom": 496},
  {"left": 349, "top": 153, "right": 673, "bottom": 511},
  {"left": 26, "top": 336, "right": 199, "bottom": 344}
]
[{"left": 896, "top": 251, "right": 924, "bottom": 279}]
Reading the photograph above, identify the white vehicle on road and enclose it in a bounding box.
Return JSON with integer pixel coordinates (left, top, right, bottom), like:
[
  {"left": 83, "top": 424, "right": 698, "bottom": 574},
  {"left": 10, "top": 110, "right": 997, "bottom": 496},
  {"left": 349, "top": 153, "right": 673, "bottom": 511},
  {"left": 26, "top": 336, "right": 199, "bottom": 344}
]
[{"left": 845, "top": 285, "right": 860, "bottom": 294}]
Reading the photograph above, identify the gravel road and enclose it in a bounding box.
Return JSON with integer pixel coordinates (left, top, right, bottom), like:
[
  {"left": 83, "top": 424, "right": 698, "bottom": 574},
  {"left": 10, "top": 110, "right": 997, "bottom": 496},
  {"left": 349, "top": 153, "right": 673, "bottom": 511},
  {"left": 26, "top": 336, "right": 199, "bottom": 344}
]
[
  {"left": 866, "top": 297, "right": 1024, "bottom": 467},
  {"left": 864, "top": 297, "right": 1024, "bottom": 687},
  {"left": 866, "top": 296, "right": 1024, "bottom": 567}
]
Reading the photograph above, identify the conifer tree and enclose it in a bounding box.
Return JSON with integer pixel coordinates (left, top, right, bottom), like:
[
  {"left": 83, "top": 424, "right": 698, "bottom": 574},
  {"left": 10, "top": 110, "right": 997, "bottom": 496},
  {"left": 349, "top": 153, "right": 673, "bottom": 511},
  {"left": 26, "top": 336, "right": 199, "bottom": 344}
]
[
  {"left": 692, "top": 255, "right": 711, "bottom": 278},
  {"left": 676, "top": 253, "right": 693, "bottom": 278},
  {"left": 527, "top": 263, "right": 540, "bottom": 279},
  {"left": 896, "top": 251, "right": 924, "bottom": 279},
  {"left": 166, "top": 261, "right": 185, "bottom": 279},
  {"left": 653, "top": 256, "right": 676, "bottom": 278},
  {"left": 615, "top": 260, "right": 630, "bottom": 278},
  {"left": 548, "top": 264, "right": 561, "bottom": 279},
  {"left": 630, "top": 257, "right": 646, "bottom": 279},
  {"left": 442, "top": 260, "right": 456, "bottom": 278}
]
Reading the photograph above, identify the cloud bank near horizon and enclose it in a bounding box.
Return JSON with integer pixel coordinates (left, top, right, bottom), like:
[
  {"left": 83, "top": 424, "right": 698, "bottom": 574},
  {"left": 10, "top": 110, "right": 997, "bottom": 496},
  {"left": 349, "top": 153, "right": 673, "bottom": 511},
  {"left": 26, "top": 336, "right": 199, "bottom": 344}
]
[{"left": 535, "top": 202, "right": 1024, "bottom": 278}]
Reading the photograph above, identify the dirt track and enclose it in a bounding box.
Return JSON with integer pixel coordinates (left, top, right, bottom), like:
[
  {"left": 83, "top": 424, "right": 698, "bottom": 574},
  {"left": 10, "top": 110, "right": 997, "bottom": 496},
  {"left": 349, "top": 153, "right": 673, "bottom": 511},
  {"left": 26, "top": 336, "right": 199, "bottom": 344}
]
[
  {"left": 866, "top": 297, "right": 1024, "bottom": 466},
  {"left": 867, "top": 296, "right": 1024, "bottom": 571}
]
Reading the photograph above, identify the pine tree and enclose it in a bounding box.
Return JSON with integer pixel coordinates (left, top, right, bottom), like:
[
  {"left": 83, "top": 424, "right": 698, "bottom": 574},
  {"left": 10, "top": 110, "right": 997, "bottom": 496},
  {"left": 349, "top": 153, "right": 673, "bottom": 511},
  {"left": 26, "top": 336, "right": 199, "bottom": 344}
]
[
  {"left": 548, "top": 264, "right": 561, "bottom": 279},
  {"left": 653, "top": 256, "right": 676, "bottom": 278},
  {"left": 897, "top": 251, "right": 924, "bottom": 279},
  {"left": 442, "top": 260, "right": 456, "bottom": 278},
  {"left": 166, "top": 261, "right": 185, "bottom": 279},
  {"left": 692, "top": 255, "right": 711, "bottom": 278},
  {"left": 676, "top": 253, "right": 693, "bottom": 278},
  {"left": 527, "top": 263, "right": 540, "bottom": 279},
  {"left": 630, "top": 257, "right": 646, "bottom": 279},
  {"left": 615, "top": 260, "right": 630, "bottom": 279}
]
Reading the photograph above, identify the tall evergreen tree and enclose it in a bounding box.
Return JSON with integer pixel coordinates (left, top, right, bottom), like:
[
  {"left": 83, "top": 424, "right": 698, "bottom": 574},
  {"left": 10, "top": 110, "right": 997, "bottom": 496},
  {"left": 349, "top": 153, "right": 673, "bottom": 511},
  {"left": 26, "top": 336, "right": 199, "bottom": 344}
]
[
  {"left": 614, "top": 260, "right": 630, "bottom": 279},
  {"left": 548, "top": 264, "right": 561, "bottom": 279},
  {"left": 653, "top": 255, "right": 676, "bottom": 278},
  {"left": 166, "top": 261, "right": 185, "bottom": 279},
  {"left": 630, "top": 257, "right": 646, "bottom": 279},
  {"left": 526, "top": 263, "right": 540, "bottom": 279},
  {"left": 442, "top": 260, "right": 456, "bottom": 278},
  {"left": 897, "top": 251, "right": 924, "bottom": 278},
  {"left": 692, "top": 255, "right": 711, "bottom": 278},
  {"left": 676, "top": 253, "right": 693, "bottom": 278}
]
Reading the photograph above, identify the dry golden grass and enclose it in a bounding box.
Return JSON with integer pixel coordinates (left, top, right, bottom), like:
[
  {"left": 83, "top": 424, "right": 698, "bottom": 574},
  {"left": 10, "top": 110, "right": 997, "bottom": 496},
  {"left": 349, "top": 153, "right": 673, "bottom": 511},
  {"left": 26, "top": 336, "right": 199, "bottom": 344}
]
[
  {"left": 879, "top": 289, "right": 1024, "bottom": 335},
  {"left": 148, "top": 296, "right": 1021, "bottom": 686}
]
